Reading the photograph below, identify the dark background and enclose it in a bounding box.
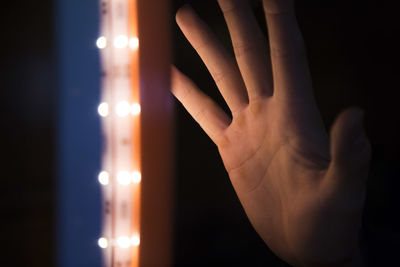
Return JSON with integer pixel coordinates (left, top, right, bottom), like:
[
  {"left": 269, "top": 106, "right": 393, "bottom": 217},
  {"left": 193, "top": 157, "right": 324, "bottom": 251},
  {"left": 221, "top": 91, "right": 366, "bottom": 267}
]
[{"left": 1, "top": 0, "right": 399, "bottom": 266}]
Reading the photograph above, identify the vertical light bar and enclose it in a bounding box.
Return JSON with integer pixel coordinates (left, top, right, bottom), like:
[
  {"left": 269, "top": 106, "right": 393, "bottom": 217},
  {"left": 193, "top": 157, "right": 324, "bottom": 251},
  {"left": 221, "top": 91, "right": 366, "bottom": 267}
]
[
  {"left": 97, "top": 0, "right": 140, "bottom": 266},
  {"left": 128, "top": 0, "right": 141, "bottom": 266},
  {"left": 98, "top": 0, "right": 113, "bottom": 266}
]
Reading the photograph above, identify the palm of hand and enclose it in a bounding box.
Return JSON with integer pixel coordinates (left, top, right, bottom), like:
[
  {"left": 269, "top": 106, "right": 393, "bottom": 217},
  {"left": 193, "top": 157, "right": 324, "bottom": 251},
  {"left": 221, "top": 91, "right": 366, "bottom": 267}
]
[
  {"left": 172, "top": 0, "right": 370, "bottom": 266},
  {"left": 218, "top": 98, "right": 362, "bottom": 266}
]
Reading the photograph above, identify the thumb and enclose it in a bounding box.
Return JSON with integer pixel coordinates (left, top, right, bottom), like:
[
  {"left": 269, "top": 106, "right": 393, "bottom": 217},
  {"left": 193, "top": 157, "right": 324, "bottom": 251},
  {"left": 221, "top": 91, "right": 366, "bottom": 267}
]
[{"left": 329, "top": 107, "right": 371, "bottom": 185}]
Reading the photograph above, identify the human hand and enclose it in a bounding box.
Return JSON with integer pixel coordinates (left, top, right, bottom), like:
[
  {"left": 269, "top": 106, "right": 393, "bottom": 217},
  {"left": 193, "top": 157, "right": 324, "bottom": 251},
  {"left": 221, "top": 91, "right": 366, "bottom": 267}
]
[{"left": 172, "top": 0, "right": 371, "bottom": 266}]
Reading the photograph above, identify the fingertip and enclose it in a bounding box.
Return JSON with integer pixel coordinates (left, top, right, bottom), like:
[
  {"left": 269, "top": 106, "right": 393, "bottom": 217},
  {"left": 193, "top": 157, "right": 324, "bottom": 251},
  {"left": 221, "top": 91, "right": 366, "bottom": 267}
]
[
  {"left": 175, "top": 4, "right": 195, "bottom": 26},
  {"left": 333, "top": 107, "right": 365, "bottom": 141},
  {"left": 170, "top": 64, "right": 178, "bottom": 74},
  {"left": 342, "top": 107, "right": 364, "bottom": 121},
  {"left": 330, "top": 107, "right": 371, "bottom": 187},
  {"left": 330, "top": 107, "right": 371, "bottom": 174},
  {"left": 170, "top": 66, "right": 187, "bottom": 98},
  {"left": 330, "top": 107, "right": 364, "bottom": 134},
  {"left": 170, "top": 65, "right": 180, "bottom": 88},
  {"left": 175, "top": 5, "right": 184, "bottom": 24}
]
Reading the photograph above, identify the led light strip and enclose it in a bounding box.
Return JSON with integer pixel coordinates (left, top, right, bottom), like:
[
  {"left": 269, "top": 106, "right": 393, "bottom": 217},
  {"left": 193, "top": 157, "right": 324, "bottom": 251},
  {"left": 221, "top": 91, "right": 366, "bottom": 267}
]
[{"left": 96, "top": 0, "right": 141, "bottom": 266}]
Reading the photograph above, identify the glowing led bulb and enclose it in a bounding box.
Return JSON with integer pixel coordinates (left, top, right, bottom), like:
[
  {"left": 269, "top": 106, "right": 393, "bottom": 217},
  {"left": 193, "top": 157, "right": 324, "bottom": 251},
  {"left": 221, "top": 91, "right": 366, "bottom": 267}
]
[
  {"left": 131, "top": 171, "right": 141, "bottom": 184},
  {"left": 131, "top": 234, "right": 140, "bottom": 246},
  {"left": 129, "top": 37, "right": 139, "bottom": 50},
  {"left": 116, "top": 101, "right": 131, "bottom": 117},
  {"left": 117, "top": 171, "right": 131, "bottom": 185},
  {"left": 131, "top": 103, "right": 141, "bottom": 115},
  {"left": 96, "top": 36, "right": 107, "bottom": 49},
  {"left": 98, "top": 102, "right": 109, "bottom": 117},
  {"left": 98, "top": 171, "right": 110, "bottom": 185},
  {"left": 114, "top": 35, "right": 128, "bottom": 48},
  {"left": 98, "top": 237, "right": 108, "bottom": 248},
  {"left": 117, "top": 236, "right": 131, "bottom": 248}
]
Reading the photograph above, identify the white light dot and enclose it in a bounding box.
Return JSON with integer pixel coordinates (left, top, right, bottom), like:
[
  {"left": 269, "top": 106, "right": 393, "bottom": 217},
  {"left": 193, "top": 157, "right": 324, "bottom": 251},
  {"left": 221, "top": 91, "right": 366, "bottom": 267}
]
[
  {"left": 131, "top": 171, "right": 141, "bottom": 184},
  {"left": 96, "top": 36, "right": 107, "bottom": 49},
  {"left": 131, "top": 234, "right": 140, "bottom": 246},
  {"left": 129, "top": 37, "right": 139, "bottom": 50},
  {"left": 131, "top": 103, "right": 141, "bottom": 116},
  {"left": 116, "top": 101, "right": 131, "bottom": 117},
  {"left": 98, "top": 237, "right": 108, "bottom": 248},
  {"left": 98, "top": 171, "right": 110, "bottom": 185},
  {"left": 114, "top": 35, "right": 128, "bottom": 48},
  {"left": 117, "top": 236, "right": 131, "bottom": 248},
  {"left": 98, "top": 102, "right": 109, "bottom": 117},
  {"left": 117, "top": 171, "right": 131, "bottom": 185}
]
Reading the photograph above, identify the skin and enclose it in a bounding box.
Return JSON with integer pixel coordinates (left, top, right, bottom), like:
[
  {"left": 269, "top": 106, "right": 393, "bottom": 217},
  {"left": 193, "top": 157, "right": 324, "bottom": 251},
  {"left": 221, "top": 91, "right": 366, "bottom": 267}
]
[{"left": 171, "top": 0, "right": 371, "bottom": 266}]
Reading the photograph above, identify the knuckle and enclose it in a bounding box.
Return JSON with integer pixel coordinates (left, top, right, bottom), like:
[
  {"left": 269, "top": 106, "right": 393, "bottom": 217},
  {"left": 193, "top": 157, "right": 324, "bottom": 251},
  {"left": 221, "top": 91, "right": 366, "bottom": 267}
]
[
  {"left": 270, "top": 41, "right": 306, "bottom": 58},
  {"left": 219, "top": 0, "right": 241, "bottom": 15},
  {"left": 211, "top": 70, "right": 230, "bottom": 86},
  {"left": 233, "top": 41, "right": 258, "bottom": 58}
]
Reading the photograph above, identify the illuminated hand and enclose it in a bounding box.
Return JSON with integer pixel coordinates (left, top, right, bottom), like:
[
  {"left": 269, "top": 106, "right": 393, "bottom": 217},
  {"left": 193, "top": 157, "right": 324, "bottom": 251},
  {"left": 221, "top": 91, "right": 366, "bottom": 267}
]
[{"left": 172, "top": 0, "right": 370, "bottom": 266}]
